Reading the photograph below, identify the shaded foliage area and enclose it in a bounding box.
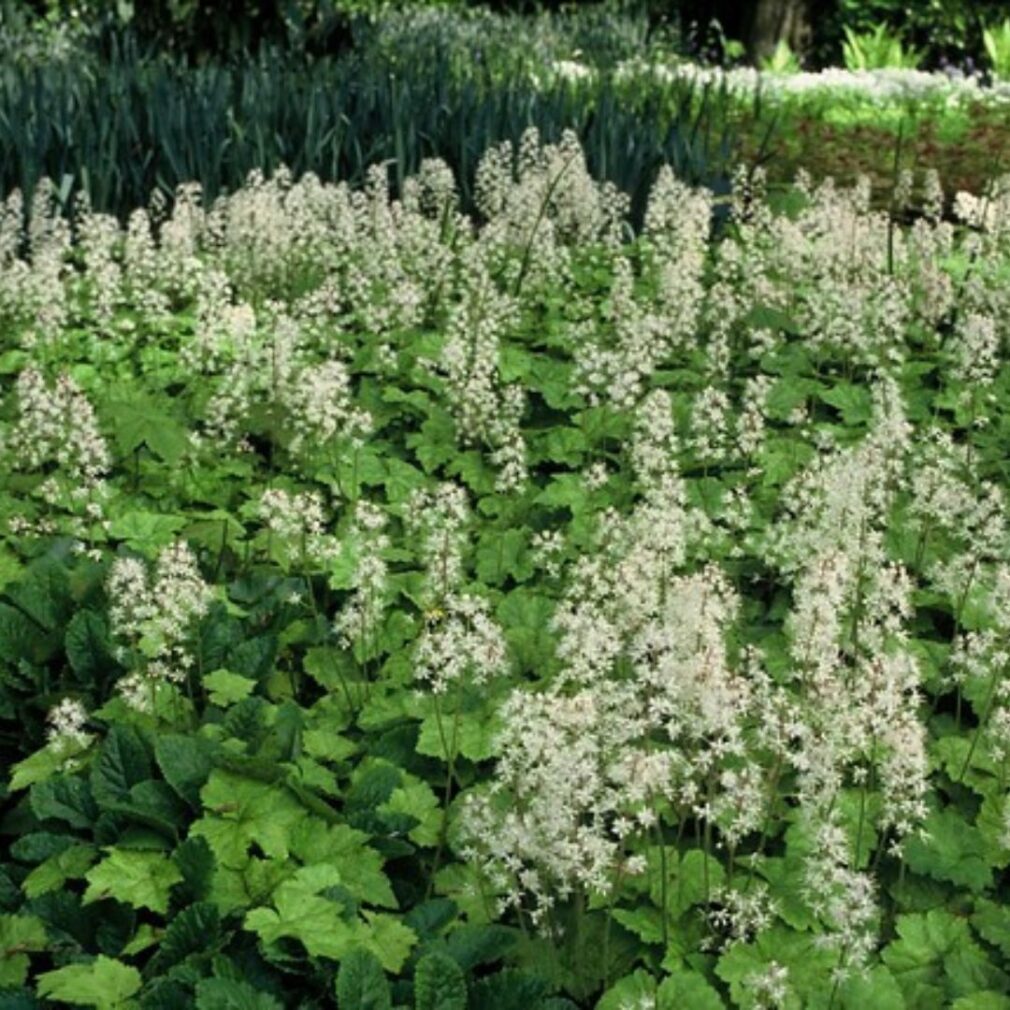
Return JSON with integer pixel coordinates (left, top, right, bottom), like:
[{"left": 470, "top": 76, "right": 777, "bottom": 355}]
[{"left": 0, "top": 22, "right": 745, "bottom": 227}]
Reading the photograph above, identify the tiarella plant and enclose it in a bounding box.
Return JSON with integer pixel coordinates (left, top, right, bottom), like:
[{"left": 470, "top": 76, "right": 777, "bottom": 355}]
[{"left": 5, "top": 133, "right": 1010, "bottom": 1010}]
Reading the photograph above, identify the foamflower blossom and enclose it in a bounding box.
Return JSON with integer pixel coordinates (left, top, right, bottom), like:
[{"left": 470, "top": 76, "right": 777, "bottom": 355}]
[
  {"left": 107, "top": 541, "right": 213, "bottom": 708},
  {"left": 333, "top": 500, "right": 391, "bottom": 651},
  {"left": 258, "top": 488, "right": 340, "bottom": 570},
  {"left": 45, "top": 698, "right": 92, "bottom": 754},
  {"left": 413, "top": 593, "right": 509, "bottom": 695},
  {"left": 4, "top": 367, "right": 110, "bottom": 497},
  {"left": 431, "top": 247, "right": 527, "bottom": 490},
  {"left": 404, "top": 482, "right": 471, "bottom": 600},
  {"left": 462, "top": 685, "right": 649, "bottom": 926}
]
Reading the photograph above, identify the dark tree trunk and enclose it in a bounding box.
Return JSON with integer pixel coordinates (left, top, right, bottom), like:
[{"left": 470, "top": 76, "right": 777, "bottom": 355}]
[{"left": 747, "top": 0, "right": 814, "bottom": 63}]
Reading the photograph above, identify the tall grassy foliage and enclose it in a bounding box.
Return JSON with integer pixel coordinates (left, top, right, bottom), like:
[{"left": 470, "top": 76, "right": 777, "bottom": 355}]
[{"left": 0, "top": 8, "right": 741, "bottom": 224}]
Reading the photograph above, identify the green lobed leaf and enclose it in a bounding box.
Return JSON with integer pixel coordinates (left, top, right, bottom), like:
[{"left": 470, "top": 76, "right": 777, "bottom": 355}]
[
  {"left": 971, "top": 898, "right": 1010, "bottom": 959},
  {"left": 83, "top": 849, "right": 183, "bottom": 915},
  {"left": 380, "top": 775, "right": 441, "bottom": 847},
  {"left": 838, "top": 966, "right": 906, "bottom": 1010},
  {"left": 193, "top": 977, "right": 283, "bottom": 1010},
  {"left": 29, "top": 776, "right": 97, "bottom": 830},
  {"left": 191, "top": 771, "right": 306, "bottom": 868},
  {"left": 9, "top": 746, "right": 77, "bottom": 792},
  {"left": 597, "top": 970, "right": 658, "bottom": 1010},
  {"left": 154, "top": 902, "right": 221, "bottom": 969},
  {"left": 716, "top": 926, "right": 836, "bottom": 1008},
  {"left": 902, "top": 809, "right": 993, "bottom": 893},
  {"left": 202, "top": 669, "right": 256, "bottom": 706},
  {"left": 882, "top": 909, "right": 1005, "bottom": 1006},
  {"left": 648, "top": 848, "right": 726, "bottom": 919},
  {"left": 91, "top": 725, "right": 153, "bottom": 808},
  {"left": 64, "top": 610, "right": 114, "bottom": 678},
  {"left": 23, "top": 844, "right": 98, "bottom": 899},
  {"left": 819, "top": 382, "right": 874, "bottom": 425},
  {"left": 243, "top": 864, "right": 355, "bottom": 959},
  {"left": 243, "top": 868, "right": 415, "bottom": 970},
  {"left": 416, "top": 707, "right": 500, "bottom": 763},
  {"left": 0, "top": 915, "right": 47, "bottom": 988},
  {"left": 360, "top": 911, "right": 418, "bottom": 974},
  {"left": 105, "top": 511, "right": 188, "bottom": 553},
  {"left": 155, "top": 734, "right": 215, "bottom": 809},
  {"left": 465, "top": 969, "right": 549, "bottom": 1010},
  {"left": 951, "top": 995, "right": 1010, "bottom": 1010},
  {"left": 443, "top": 924, "right": 516, "bottom": 971},
  {"left": 496, "top": 589, "right": 555, "bottom": 675},
  {"left": 335, "top": 948, "right": 393, "bottom": 1010},
  {"left": 289, "top": 819, "right": 397, "bottom": 908},
  {"left": 36, "top": 956, "right": 142, "bottom": 1009},
  {"left": 656, "top": 969, "right": 724, "bottom": 1009},
  {"left": 414, "top": 951, "right": 467, "bottom": 1010},
  {"left": 474, "top": 528, "right": 533, "bottom": 586},
  {"left": 106, "top": 395, "right": 190, "bottom": 464}
]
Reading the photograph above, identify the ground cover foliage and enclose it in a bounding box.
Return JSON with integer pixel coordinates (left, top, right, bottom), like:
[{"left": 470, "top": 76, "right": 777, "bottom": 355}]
[{"left": 4, "top": 132, "right": 1010, "bottom": 1008}]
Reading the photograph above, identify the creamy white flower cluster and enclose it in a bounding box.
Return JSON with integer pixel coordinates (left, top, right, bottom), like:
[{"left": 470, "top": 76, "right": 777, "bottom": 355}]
[
  {"left": 333, "top": 500, "right": 391, "bottom": 651},
  {"left": 0, "top": 180, "right": 71, "bottom": 345},
  {"left": 765, "top": 383, "right": 929, "bottom": 971},
  {"left": 413, "top": 593, "right": 509, "bottom": 696},
  {"left": 462, "top": 370, "right": 939, "bottom": 963},
  {"left": 16, "top": 137, "right": 1007, "bottom": 508},
  {"left": 280, "top": 357, "right": 374, "bottom": 456},
  {"left": 572, "top": 254, "right": 674, "bottom": 410},
  {"left": 404, "top": 482, "right": 471, "bottom": 602},
  {"left": 704, "top": 884, "right": 778, "bottom": 951},
  {"left": 741, "top": 961, "right": 791, "bottom": 1010},
  {"left": 466, "top": 453, "right": 769, "bottom": 923},
  {"left": 185, "top": 293, "right": 374, "bottom": 458},
  {"left": 476, "top": 127, "right": 628, "bottom": 282},
  {"left": 432, "top": 249, "right": 527, "bottom": 491},
  {"left": 45, "top": 697, "right": 92, "bottom": 755},
  {"left": 463, "top": 686, "right": 650, "bottom": 926},
  {"left": 3, "top": 368, "right": 110, "bottom": 515},
  {"left": 719, "top": 172, "right": 913, "bottom": 368},
  {"left": 107, "top": 541, "right": 213, "bottom": 711},
  {"left": 73, "top": 194, "right": 124, "bottom": 328},
  {"left": 259, "top": 488, "right": 340, "bottom": 571}
]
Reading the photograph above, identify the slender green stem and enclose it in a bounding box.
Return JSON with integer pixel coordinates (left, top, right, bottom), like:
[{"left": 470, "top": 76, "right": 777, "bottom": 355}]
[
  {"left": 854, "top": 777, "right": 867, "bottom": 869},
  {"left": 960, "top": 664, "right": 1003, "bottom": 781},
  {"left": 572, "top": 890, "right": 586, "bottom": 991},
  {"left": 426, "top": 690, "right": 462, "bottom": 898},
  {"left": 512, "top": 148, "right": 580, "bottom": 298},
  {"left": 602, "top": 863, "right": 627, "bottom": 992},
  {"left": 212, "top": 516, "right": 229, "bottom": 581},
  {"left": 653, "top": 813, "right": 670, "bottom": 950},
  {"left": 743, "top": 753, "right": 783, "bottom": 894},
  {"left": 702, "top": 772, "right": 715, "bottom": 905}
]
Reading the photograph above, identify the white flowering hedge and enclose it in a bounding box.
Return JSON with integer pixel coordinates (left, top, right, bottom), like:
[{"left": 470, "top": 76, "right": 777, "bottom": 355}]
[
  {"left": 615, "top": 62, "right": 1010, "bottom": 109},
  {"left": 2, "top": 132, "right": 1010, "bottom": 1009}
]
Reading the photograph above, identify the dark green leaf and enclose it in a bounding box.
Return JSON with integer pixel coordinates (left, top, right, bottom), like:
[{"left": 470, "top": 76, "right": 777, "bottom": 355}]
[
  {"left": 91, "top": 725, "right": 152, "bottom": 808},
  {"left": 155, "top": 734, "right": 215, "bottom": 809},
  {"left": 193, "top": 977, "right": 283, "bottom": 1010},
  {"left": 30, "top": 776, "right": 98, "bottom": 830},
  {"left": 414, "top": 951, "right": 467, "bottom": 1010},
  {"left": 336, "top": 948, "right": 393, "bottom": 1010},
  {"left": 156, "top": 903, "right": 221, "bottom": 969}
]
